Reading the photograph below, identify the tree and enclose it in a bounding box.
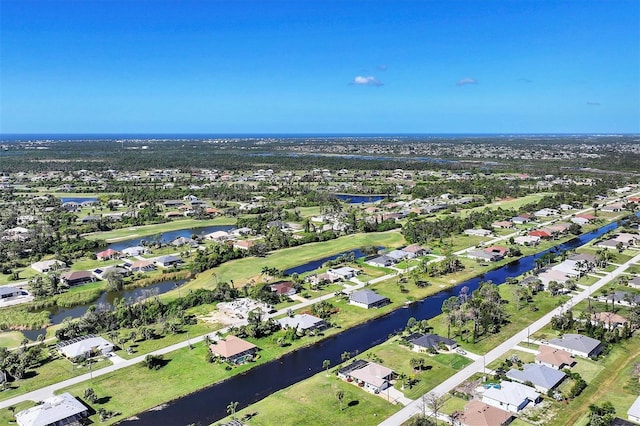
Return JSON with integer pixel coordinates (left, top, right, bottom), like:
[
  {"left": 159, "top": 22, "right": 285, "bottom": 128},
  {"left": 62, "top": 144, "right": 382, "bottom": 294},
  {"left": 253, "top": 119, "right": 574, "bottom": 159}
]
[
  {"left": 424, "top": 392, "right": 447, "bottom": 425},
  {"left": 335, "top": 389, "right": 344, "bottom": 411},
  {"left": 226, "top": 401, "right": 238, "bottom": 419},
  {"left": 84, "top": 387, "right": 98, "bottom": 404},
  {"left": 103, "top": 270, "right": 124, "bottom": 292},
  {"left": 322, "top": 359, "right": 331, "bottom": 375},
  {"left": 588, "top": 401, "right": 615, "bottom": 426},
  {"left": 441, "top": 296, "right": 460, "bottom": 339},
  {"left": 341, "top": 351, "right": 351, "bottom": 361}
]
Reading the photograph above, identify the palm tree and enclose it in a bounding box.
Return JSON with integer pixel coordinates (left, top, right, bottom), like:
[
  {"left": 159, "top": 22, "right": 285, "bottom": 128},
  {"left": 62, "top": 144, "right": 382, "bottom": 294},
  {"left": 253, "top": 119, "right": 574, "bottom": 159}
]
[
  {"left": 226, "top": 401, "right": 238, "bottom": 419},
  {"left": 335, "top": 390, "right": 344, "bottom": 411},
  {"left": 322, "top": 359, "right": 331, "bottom": 375}
]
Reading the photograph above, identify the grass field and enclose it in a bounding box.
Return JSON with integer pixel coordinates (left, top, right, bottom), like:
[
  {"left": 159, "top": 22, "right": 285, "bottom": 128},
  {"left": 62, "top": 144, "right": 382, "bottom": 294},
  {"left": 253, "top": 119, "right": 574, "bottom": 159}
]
[
  {"left": 486, "top": 349, "right": 535, "bottom": 370},
  {"left": 214, "top": 370, "right": 399, "bottom": 426}
]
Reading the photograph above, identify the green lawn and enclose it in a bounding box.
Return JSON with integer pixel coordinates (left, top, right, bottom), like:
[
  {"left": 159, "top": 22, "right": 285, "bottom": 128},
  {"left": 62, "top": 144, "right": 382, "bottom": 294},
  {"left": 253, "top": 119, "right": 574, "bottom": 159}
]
[
  {"left": 215, "top": 371, "right": 398, "bottom": 426},
  {"left": 0, "top": 266, "right": 39, "bottom": 285},
  {"left": 0, "top": 349, "right": 112, "bottom": 403},
  {"left": 486, "top": 349, "right": 535, "bottom": 370},
  {"left": 0, "top": 331, "right": 28, "bottom": 348},
  {"left": 114, "top": 321, "right": 220, "bottom": 359}
]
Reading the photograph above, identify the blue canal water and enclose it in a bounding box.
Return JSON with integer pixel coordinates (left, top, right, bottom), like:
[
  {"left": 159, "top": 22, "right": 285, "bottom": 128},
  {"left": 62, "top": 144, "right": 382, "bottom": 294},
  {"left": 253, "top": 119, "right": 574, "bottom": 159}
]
[
  {"left": 107, "top": 225, "right": 235, "bottom": 251},
  {"left": 335, "top": 194, "right": 386, "bottom": 203},
  {"left": 60, "top": 197, "right": 99, "bottom": 204},
  {"left": 22, "top": 280, "right": 185, "bottom": 341},
  {"left": 128, "top": 217, "right": 628, "bottom": 426}
]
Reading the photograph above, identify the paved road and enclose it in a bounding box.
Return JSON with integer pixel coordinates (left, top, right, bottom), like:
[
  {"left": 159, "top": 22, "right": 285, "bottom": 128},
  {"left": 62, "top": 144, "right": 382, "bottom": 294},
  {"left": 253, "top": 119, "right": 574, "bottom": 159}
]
[{"left": 379, "top": 251, "right": 640, "bottom": 426}]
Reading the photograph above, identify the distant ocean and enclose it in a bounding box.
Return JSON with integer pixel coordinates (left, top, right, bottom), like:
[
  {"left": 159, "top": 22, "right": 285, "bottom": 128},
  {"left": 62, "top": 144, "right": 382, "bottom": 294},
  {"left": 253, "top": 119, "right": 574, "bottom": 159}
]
[{"left": 1, "top": 133, "right": 630, "bottom": 142}]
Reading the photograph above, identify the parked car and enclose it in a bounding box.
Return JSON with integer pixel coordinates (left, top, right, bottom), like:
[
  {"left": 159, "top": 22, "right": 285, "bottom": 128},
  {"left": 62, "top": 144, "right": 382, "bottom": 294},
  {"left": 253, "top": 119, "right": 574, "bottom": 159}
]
[{"left": 456, "top": 348, "right": 467, "bottom": 355}]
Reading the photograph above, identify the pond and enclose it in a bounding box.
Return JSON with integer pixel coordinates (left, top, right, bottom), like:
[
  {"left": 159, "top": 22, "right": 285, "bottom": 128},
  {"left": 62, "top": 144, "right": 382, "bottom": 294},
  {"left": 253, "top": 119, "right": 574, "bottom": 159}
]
[
  {"left": 22, "top": 280, "right": 185, "bottom": 341},
  {"left": 107, "top": 225, "right": 236, "bottom": 251},
  {"left": 334, "top": 194, "right": 386, "bottom": 204},
  {"left": 127, "top": 217, "right": 628, "bottom": 425},
  {"left": 60, "top": 197, "right": 99, "bottom": 204}
]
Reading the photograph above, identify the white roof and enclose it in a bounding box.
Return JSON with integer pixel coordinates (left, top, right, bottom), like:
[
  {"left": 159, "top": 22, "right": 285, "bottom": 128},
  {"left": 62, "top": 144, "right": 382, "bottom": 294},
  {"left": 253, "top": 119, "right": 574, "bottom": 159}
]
[
  {"left": 628, "top": 395, "right": 640, "bottom": 418},
  {"left": 58, "top": 336, "right": 113, "bottom": 358},
  {"left": 278, "top": 314, "right": 324, "bottom": 330},
  {"left": 15, "top": 392, "right": 87, "bottom": 426},
  {"left": 483, "top": 381, "right": 540, "bottom": 407}
]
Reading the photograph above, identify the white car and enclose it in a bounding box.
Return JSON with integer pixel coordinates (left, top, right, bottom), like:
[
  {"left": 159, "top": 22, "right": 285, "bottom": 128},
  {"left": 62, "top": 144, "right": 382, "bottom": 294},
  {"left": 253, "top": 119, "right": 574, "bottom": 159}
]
[{"left": 456, "top": 348, "right": 467, "bottom": 355}]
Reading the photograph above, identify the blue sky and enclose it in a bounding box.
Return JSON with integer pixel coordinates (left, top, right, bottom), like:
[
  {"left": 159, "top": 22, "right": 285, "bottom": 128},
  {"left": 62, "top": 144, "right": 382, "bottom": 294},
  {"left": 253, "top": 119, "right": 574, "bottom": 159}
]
[{"left": 1, "top": 0, "right": 638, "bottom": 134}]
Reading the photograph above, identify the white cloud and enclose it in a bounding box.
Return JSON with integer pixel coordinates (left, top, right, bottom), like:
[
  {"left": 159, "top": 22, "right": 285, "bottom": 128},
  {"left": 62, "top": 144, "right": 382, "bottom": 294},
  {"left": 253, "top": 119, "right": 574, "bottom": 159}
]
[
  {"left": 352, "top": 75, "right": 383, "bottom": 87},
  {"left": 456, "top": 77, "right": 478, "bottom": 86},
  {"left": 586, "top": 101, "right": 601, "bottom": 106}
]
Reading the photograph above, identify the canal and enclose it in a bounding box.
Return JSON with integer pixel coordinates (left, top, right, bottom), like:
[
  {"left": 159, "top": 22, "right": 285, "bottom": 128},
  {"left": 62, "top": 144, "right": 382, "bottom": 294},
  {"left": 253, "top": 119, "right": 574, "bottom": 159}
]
[{"left": 128, "top": 217, "right": 626, "bottom": 425}]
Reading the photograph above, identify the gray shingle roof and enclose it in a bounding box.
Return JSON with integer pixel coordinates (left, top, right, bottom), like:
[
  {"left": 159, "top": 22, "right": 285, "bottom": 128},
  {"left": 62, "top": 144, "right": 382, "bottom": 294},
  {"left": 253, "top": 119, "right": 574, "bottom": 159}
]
[
  {"left": 506, "top": 363, "right": 566, "bottom": 390},
  {"left": 349, "top": 289, "right": 387, "bottom": 305}
]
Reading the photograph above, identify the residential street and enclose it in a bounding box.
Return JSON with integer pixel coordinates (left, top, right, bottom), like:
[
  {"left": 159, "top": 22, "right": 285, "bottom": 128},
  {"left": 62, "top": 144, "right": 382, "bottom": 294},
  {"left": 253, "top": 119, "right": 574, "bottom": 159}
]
[{"left": 379, "top": 251, "right": 640, "bottom": 425}]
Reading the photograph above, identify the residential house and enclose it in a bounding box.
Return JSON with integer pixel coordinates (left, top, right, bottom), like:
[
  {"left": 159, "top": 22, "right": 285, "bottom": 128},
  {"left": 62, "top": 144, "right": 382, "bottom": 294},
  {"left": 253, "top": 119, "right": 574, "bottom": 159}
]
[
  {"left": 127, "top": 259, "right": 156, "bottom": 273},
  {"left": 511, "top": 216, "right": 531, "bottom": 225},
  {"left": 0, "top": 286, "right": 23, "bottom": 300},
  {"left": 15, "top": 392, "right": 88, "bottom": 426},
  {"left": 385, "top": 250, "right": 411, "bottom": 262},
  {"left": 327, "top": 267, "right": 359, "bottom": 280},
  {"left": 366, "top": 255, "right": 395, "bottom": 268},
  {"left": 457, "top": 400, "right": 513, "bottom": 426},
  {"left": 209, "top": 335, "right": 257, "bottom": 364},
  {"left": 121, "top": 246, "right": 147, "bottom": 256},
  {"left": 349, "top": 289, "right": 390, "bottom": 309},
  {"left": 534, "top": 208, "right": 559, "bottom": 217},
  {"left": 31, "top": 259, "right": 65, "bottom": 273},
  {"left": 482, "top": 381, "right": 541, "bottom": 413},
  {"left": 484, "top": 246, "right": 508, "bottom": 259},
  {"left": 92, "top": 265, "right": 130, "bottom": 280},
  {"left": 467, "top": 250, "right": 500, "bottom": 262},
  {"left": 492, "top": 221, "right": 514, "bottom": 229},
  {"left": 205, "top": 230, "right": 231, "bottom": 242},
  {"left": 57, "top": 335, "right": 114, "bottom": 362},
  {"left": 233, "top": 240, "right": 256, "bottom": 250},
  {"left": 602, "top": 203, "right": 625, "bottom": 213},
  {"left": 171, "top": 236, "right": 199, "bottom": 248},
  {"left": 155, "top": 255, "right": 182, "bottom": 268},
  {"left": 60, "top": 271, "right": 95, "bottom": 286},
  {"left": 402, "top": 244, "right": 429, "bottom": 256},
  {"left": 269, "top": 281, "right": 296, "bottom": 296},
  {"left": 506, "top": 363, "right": 566, "bottom": 393},
  {"left": 629, "top": 276, "right": 640, "bottom": 289},
  {"left": 96, "top": 248, "right": 120, "bottom": 261},
  {"left": 339, "top": 361, "right": 394, "bottom": 393},
  {"left": 514, "top": 235, "right": 540, "bottom": 246},
  {"left": 628, "top": 396, "right": 640, "bottom": 424},
  {"left": 571, "top": 217, "right": 590, "bottom": 226},
  {"left": 409, "top": 333, "right": 458, "bottom": 352},
  {"left": 529, "top": 230, "right": 553, "bottom": 239},
  {"left": 548, "top": 334, "right": 602, "bottom": 358},
  {"left": 591, "top": 312, "right": 629, "bottom": 329},
  {"left": 535, "top": 345, "right": 576, "bottom": 369},
  {"left": 278, "top": 314, "right": 327, "bottom": 332},
  {"left": 464, "top": 229, "right": 493, "bottom": 237}
]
